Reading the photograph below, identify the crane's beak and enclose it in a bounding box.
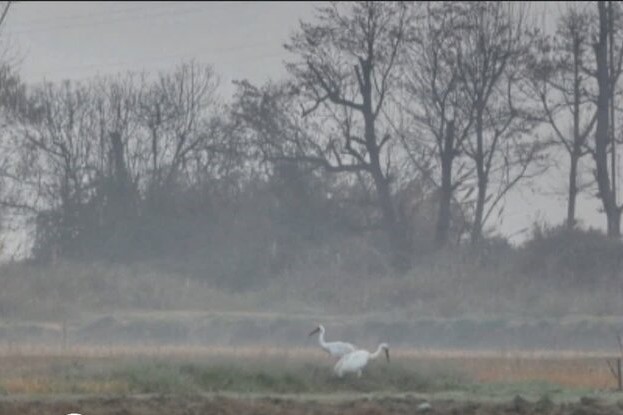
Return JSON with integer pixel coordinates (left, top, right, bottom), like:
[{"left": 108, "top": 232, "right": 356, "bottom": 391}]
[
  {"left": 384, "top": 348, "right": 390, "bottom": 363},
  {"left": 308, "top": 327, "right": 320, "bottom": 337}
]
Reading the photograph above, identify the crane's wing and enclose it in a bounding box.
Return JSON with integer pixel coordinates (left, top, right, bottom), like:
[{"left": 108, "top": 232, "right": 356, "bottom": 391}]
[
  {"left": 334, "top": 350, "right": 367, "bottom": 376},
  {"left": 327, "top": 341, "right": 356, "bottom": 357}
]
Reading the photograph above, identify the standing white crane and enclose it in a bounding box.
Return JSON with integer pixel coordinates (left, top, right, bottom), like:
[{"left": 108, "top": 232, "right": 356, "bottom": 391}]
[
  {"left": 308, "top": 324, "right": 356, "bottom": 359},
  {"left": 333, "top": 343, "right": 390, "bottom": 378}
]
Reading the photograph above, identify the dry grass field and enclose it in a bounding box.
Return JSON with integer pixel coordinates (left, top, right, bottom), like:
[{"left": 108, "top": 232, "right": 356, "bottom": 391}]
[
  {"left": 0, "top": 346, "right": 623, "bottom": 414},
  {"left": 0, "top": 345, "right": 619, "bottom": 394},
  {"left": 1, "top": 255, "right": 622, "bottom": 414}
]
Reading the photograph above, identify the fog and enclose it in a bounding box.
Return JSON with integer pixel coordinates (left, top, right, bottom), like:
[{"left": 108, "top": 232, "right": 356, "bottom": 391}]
[{"left": 0, "top": 1, "right": 622, "bottom": 360}]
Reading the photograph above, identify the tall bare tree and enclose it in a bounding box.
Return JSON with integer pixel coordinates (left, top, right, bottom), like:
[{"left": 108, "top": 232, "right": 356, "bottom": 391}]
[
  {"left": 593, "top": 1, "right": 623, "bottom": 237},
  {"left": 11, "top": 80, "right": 101, "bottom": 257},
  {"left": 400, "top": 2, "right": 476, "bottom": 247},
  {"left": 0, "top": 1, "right": 23, "bottom": 255},
  {"left": 527, "top": 5, "right": 597, "bottom": 229},
  {"left": 137, "top": 61, "right": 221, "bottom": 195},
  {"left": 279, "top": 1, "right": 414, "bottom": 269},
  {"left": 452, "top": 1, "right": 545, "bottom": 244},
  {"left": 90, "top": 74, "right": 142, "bottom": 227}
]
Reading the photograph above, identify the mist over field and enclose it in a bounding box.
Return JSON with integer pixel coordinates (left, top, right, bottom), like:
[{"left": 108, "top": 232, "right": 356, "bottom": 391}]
[{"left": 0, "top": 2, "right": 623, "bottom": 413}]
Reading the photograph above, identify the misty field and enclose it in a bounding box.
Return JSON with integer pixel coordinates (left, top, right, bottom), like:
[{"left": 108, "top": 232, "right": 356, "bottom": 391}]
[
  {"left": 0, "top": 346, "right": 618, "bottom": 394},
  {"left": 1, "top": 345, "right": 623, "bottom": 414},
  {"left": 0, "top": 255, "right": 622, "bottom": 413},
  {"left": 2, "top": 0, "right": 623, "bottom": 413},
  {"left": 2, "top": 259, "right": 623, "bottom": 413}
]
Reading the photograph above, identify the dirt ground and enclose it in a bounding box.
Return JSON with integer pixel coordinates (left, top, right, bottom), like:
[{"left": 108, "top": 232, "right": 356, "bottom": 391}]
[{"left": 1, "top": 394, "right": 622, "bottom": 415}]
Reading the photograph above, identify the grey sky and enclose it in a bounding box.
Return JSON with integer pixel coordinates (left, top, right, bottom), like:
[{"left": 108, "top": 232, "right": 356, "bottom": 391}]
[
  {"left": 0, "top": 1, "right": 616, "bottom": 245},
  {"left": 5, "top": 2, "right": 319, "bottom": 91}
]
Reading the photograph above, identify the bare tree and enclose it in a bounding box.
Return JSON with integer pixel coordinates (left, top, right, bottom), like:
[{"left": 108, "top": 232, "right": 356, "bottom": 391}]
[
  {"left": 137, "top": 61, "right": 221, "bottom": 194},
  {"left": 278, "top": 1, "right": 414, "bottom": 269},
  {"left": 11, "top": 80, "right": 100, "bottom": 257},
  {"left": 2, "top": 57, "right": 236, "bottom": 261},
  {"left": 400, "top": 2, "right": 476, "bottom": 247},
  {"left": 452, "top": 1, "right": 546, "bottom": 244},
  {"left": 0, "top": 65, "right": 28, "bottom": 209},
  {"left": 593, "top": 1, "right": 623, "bottom": 237},
  {"left": 90, "top": 73, "right": 143, "bottom": 227},
  {"left": 0, "top": 1, "right": 25, "bottom": 255},
  {"left": 527, "top": 5, "right": 597, "bottom": 229}
]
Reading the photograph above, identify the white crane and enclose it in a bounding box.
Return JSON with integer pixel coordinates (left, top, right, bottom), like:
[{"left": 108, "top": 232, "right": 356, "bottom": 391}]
[
  {"left": 308, "top": 324, "right": 356, "bottom": 359},
  {"left": 333, "top": 343, "right": 390, "bottom": 378}
]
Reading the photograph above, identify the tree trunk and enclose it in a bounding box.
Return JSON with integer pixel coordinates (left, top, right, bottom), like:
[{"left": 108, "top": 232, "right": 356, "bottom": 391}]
[
  {"left": 371, "top": 164, "right": 409, "bottom": 270},
  {"left": 610, "top": 0, "right": 617, "bottom": 224},
  {"left": 567, "top": 33, "right": 581, "bottom": 229},
  {"left": 567, "top": 150, "right": 578, "bottom": 229},
  {"left": 471, "top": 108, "right": 487, "bottom": 244},
  {"left": 436, "top": 119, "right": 455, "bottom": 247},
  {"left": 109, "top": 130, "right": 136, "bottom": 218},
  {"left": 595, "top": 1, "right": 621, "bottom": 237},
  {"left": 609, "top": 212, "right": 621, "bottom": 237},
  {"left": 110, "top": 131, "right": 129, "bottom": 194},
  {"left": 360, "top": 58, "right": 410, "bottom": 270},
  {"left": 366, "top": 122, "right": 409, "bottom": 269}
]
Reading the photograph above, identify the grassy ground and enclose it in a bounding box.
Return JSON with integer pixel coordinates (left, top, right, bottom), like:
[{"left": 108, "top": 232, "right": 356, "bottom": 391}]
[
  {"left": 2, "top": 255, "right": 623, "bottom": 322},
  {"left": 0, "top": 346, "right": 621, "bottom": 404}
]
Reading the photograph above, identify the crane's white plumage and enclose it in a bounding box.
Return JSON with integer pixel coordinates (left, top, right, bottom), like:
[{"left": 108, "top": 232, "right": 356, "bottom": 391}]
[
  {"left": 333, "top": 342, "right": 390, "bottom": 378},
  {"left": 308, "top": 324, "right": 356, "bottom": 359}
]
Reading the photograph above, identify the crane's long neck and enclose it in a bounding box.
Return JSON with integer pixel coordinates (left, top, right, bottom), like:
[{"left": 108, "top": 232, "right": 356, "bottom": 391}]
[
  {"left": 370, "top": 344, "right": 384, "bottom": 360},
  {"left": 318, "top": 327, "right": 328, "bottom": 349}
]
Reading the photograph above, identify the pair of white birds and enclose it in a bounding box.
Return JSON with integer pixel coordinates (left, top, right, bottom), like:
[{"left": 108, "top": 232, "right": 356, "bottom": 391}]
[{"left": 308, "top": 324, "right": 390, "bottom": 378}]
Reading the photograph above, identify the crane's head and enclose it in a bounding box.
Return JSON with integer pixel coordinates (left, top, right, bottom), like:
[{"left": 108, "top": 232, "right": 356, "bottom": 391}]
[
  {"left": 308, "top": 324, "right": 324, "bottom": 337},
  {"left": 381, "top": 343, "right": 390, "bottom": 363}
]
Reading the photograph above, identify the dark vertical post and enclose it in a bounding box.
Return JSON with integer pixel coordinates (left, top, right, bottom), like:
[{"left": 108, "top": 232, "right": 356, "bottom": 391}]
[
  {"left": 609, "top": 0, "right": 617, "bottom": 209},
  {"left": 617, "top": 358, "right": 622, "bottom": 391},
  {"left": 61, "top": 318, "right": 67, "bottom": 352}
]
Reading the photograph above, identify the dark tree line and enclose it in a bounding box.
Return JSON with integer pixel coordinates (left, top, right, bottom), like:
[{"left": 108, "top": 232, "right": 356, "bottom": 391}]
[
  {"left": 0, "top": 1, "right": 620, "bottom": 279},
  {"left": 530, "top": 1, "right": 623, "bottom": 237}
]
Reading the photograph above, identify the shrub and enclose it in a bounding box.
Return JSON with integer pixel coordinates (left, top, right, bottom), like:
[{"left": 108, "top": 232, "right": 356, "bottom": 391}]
[{"left": 516, "top": 223, "right": 623, "bottom": 284}]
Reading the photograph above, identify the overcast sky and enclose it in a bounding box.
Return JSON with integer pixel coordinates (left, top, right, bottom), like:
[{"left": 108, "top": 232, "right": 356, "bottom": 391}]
[
  {"left": 3, "top": 2, "right": 320, "bottom": 94},
  {"left": 0, "top": 1, "right": 616, "bottom": 246}
]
